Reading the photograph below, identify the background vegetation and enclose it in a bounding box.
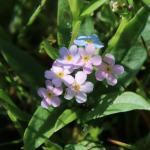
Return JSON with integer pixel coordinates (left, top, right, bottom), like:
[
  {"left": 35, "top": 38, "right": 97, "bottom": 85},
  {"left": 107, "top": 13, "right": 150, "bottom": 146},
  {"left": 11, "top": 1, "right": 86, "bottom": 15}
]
[{"left": 0, "top": 0, "right": 150, "bottom": 149}]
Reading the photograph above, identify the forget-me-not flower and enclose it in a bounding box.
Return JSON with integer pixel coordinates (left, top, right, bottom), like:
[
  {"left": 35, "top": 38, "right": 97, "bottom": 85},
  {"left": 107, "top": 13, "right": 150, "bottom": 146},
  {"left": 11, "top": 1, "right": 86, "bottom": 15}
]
[
  {"left": 74, "top": 34, "right": 104, "bottom": 49},
  {"left": 96, "top": 54, "right": 124, "bottom": 86}
]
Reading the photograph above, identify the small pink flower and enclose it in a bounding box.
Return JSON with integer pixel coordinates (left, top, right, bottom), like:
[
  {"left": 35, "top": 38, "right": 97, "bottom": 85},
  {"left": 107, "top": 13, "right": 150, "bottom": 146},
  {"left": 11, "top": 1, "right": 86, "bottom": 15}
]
[
  {"left": 65, "top": 71, "right": 94, "bottom": 103},
  {"left": 56, "top": 45, "right": 80, "bottom": 69},
  {"left": 38, "top": 80, "right": 62, "bottom": 109},
  {"left": 78, "top": 44, "right": 102, "bottom": 74},
  {"left": 96, "top": 54, "right": 124, "bottom": 86},
  {"left": 44, "top": 65, "right": 74, "bottom": 87}
]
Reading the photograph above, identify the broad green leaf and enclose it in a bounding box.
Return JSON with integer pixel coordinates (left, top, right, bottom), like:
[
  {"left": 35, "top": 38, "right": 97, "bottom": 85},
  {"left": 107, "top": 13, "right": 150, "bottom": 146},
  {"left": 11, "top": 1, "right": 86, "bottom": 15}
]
[
  {"left": 44, "top": 140, "right": 63, "bottom": 150},
  {"left": 57, "top": 0, "right": 72, "bottom": 46},
  {"left": 82, "top": 92, "right": 150, "bottom": 122},
  {"left": 119, "top": 40, "right": 147, "bottom": 86},
  {"left": 141, "top": 16, "right": 150, "bottom": 46},
  {"left": 23, "top": 107, "right": 77, "bottom": 150},
  {"left": 65, "top": 142, "right": 105, "bottom": 150},
  {"left": 79, "top": 141, "right": 106, "bottom": 150},
  {"left": 80, "top": 0, "right": 107, "bottom": 17},
  {"left": 106, "top": 7, "right": 149, "bottom": 62},
  {"left": 0, "top": 89, "right": 30, "bottom": 121},
  {"left": 41, "top": 40, "right": 59, "bottom": 60},
  {"left": 27, "top": 0, "right": 47, "bottom": 26},
  {"left": 64, "top": 144, "right": 87, "bottom": 150},
  {"left": 54, "top": 109, "right": 77, "bottom": 131},
  {"left": 143, "top": 0, "right": 150, "bottom": 7},
  {"left": 0, "top": 39, "right": 45, "bottom": 89}
]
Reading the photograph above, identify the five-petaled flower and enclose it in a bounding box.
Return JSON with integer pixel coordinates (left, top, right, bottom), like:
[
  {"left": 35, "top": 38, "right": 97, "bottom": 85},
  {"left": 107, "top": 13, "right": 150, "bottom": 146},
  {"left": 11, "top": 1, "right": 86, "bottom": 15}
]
[
  {"left": 96, "top": 53, "right": 124, "bottom": 86},
  {"left": 74, "top": 34, "right": 104, "bottom": 49},
  {"left": 56, "top": 45, "right": 80, "bottom": 70},
  {"left": 45, "top": 65, "right": 74, "bottom": 87},
  {"left": 78, "top": 44, "right": 102, "bottom": 74},
  {"left": 65, "top": 71, "right": 94, "bottom": 103},
  {"left": 38, "top": 80, "right": 62, "bottom": 108}
]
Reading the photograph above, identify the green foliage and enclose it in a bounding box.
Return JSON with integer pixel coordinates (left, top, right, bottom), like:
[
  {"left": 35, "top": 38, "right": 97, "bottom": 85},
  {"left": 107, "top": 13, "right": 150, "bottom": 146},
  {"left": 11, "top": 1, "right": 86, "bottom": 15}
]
[
  {"left": 107, "top": 7, "right": 149, "bottom": 62},
  {"left": 65, "top": 141, "right": 105, "bottom": 150},
  {"left": 120, "top": 40, "right": 147, "bottom": 86},
  {"left": 57, "top": 0, "right": 72, "bottom": 47},
  {"left": 143, "top": 0, "right": 150, "bottom": 7},
  {"left": 27, "top": 0, "right": 48, "bottom": 26},
  {"left": 23, "top": 107, "right": 77, "bottom": 150},
  {"left": 80, "top": 0, "right": 107, "bottom": 17},
  {"left": 68, "top": 0, "right": 80, "bottom": 21},
  {"left": 82, "top": 92, "right": 150, "bottom": 122},
  {"left": 44, "top": 140, "right": 63, "bottom": 150},
  {"left": 41, "top": 40, "right": 59, "bottom": 60},
  {"left": 0, "top": 39, "right": 45, "bottom": 89},
  {"left": 0, "top": 89, "right": 30, "bottom": 121},
  {"left": 79, "top": 17, "right": 95, "bottom": 36},
  {"left": 64, "top": 144, "right": 87, "bottom": 150},
  {"left": 0, "top": 0, "right": 150, "bottom": 150}
]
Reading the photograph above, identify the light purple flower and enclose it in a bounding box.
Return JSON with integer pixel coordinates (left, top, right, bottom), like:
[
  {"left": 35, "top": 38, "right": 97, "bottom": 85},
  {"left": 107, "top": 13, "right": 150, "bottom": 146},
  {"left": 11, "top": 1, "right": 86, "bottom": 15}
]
[
  {"left": 74, "top": 34, "right": 104, "bottom": 49},
  {"left": 45, "top": 65, "right": 74, "bottom": 87},
  {"left": 38, "top": 80, "right": 62, "bottom": 108},
  {"left": 64, "top": 71, "right": 94, "bottom": 103},
  {"left": 56, "top": 45, "right": 80, "bottom": 69},
  {"left": 96, "top": 53, "right": 124, "bottom": 86},
  {"left": 78, "top": 44, "right": 102, "bottom": 74}
]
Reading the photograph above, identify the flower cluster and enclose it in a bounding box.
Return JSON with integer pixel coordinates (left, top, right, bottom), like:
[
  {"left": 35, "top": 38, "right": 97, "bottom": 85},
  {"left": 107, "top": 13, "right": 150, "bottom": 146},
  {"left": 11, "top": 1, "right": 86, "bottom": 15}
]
[{"left": 38, "top": 34, "right": 124, "bottom": 109}]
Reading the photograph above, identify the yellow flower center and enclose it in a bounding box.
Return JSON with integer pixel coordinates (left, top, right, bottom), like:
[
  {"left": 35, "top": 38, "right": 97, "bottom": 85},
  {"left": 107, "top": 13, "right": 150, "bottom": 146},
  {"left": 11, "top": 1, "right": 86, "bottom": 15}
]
[
  {"left": 86, "top": 39, "right": 93, "bottom": 43},
  {"left": 56, "top": 71, "right": 64, "bottom": 78},
  {"left": 47, "top": 92, "right": 53, "bottom": 99},
  {"left": 83, "top": 55, "right": 90, "bottom": 62},
  {"left": 72, "top": 83, "right": 81, "bottom": 92},
  {"left": 66, "top": 55, "right": 73, "bottom": 62},
  {"left": 105, "top": 65, "right": 112, "bottom": 73}
]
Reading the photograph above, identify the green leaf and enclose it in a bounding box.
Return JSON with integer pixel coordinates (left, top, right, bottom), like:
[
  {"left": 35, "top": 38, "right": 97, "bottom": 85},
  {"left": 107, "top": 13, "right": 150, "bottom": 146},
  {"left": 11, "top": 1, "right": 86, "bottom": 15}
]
[
  {"left": 119, "top": 40, "right": 147, "bottom": 86},
  {"left": 44, "top": 140, "right": 63, "bottom": 150},
  {"left": 82, "top": 92, "right": 150, "bottom": 122},
  {"left": 98, "top": 4, "right": 118, "bottom": 27},
  {"left": 80, "top": 0, "right": 107, "bottom": 17},
  {"left": 0, "top": 89, "right": 30, "bottom": 121},
  {"left": 57, "top": 0, "right": 72, "bottom": 46},
  {"left": 27, "top": 0, "right": 47, "bottom": 26},
  {"left": 106, "top": 7, "right": 149, "bottom": 62},
  {"left": 127, "top": 0, "right": 134, "bottom": 5},
  {"left": 7, "top": 110, "right": 24, "bottom": 136},
  {"left": 41, "top": 40, "right": 59, "bottom": 60},
  {"left": 80, "top": 141, "right": 106, "bottom": 150},
  {"left": 141, "top": 16, "right": 150, "bottom": 46},
  {"left": 23, "top": 107, "right": 77, "bottom": 150},
  {"left": 0, "top": 39, "right": 45, "bottom": 89},
  {"left": 79, "top": 17, "right": 95, "bottom": 36},
  {"left": 64, "top": 144, "right": 87, "bottom": 150},
  {"left": 69, "top": 20, "right": 81, "bottom": 46},
  {"left": 68, "top": 0, "right": 80, "bottom": 21},
  {"left": 143, "top": 0, "right": 150, "bottom": 7},
  {"left": 54, "top": 109, "right": 77, "bottom": 131}
]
